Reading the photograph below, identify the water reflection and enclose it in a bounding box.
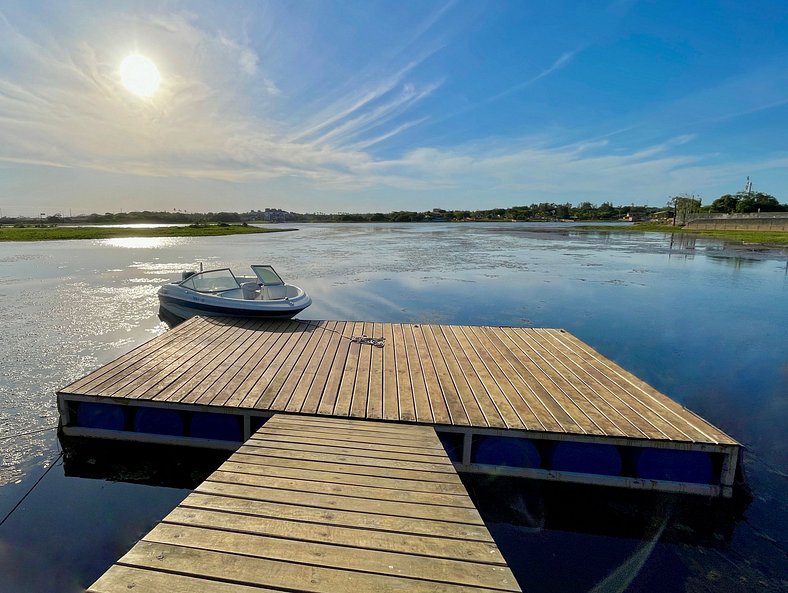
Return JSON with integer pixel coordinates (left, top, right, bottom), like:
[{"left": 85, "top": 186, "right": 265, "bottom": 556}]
[
  {"left": 97, "top": 236, "right": 181, "bottom": 249},
  {"left": 667, "top": 232, "right": 696, "bottom": 260},
  {"left": 60, "top": 436, "right": 228, "bottom": 489},
  {"left": 707, "top": 255, "right": 761, "bottom": 269}
]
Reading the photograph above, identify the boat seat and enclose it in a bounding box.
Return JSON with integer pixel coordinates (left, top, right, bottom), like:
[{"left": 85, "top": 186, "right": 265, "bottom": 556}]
[
  {"left": 263, "top": 284, "right": 288, "bottom": 300},
  {"left": 240, "top": 282, "right": 261, "bottom": 300}
]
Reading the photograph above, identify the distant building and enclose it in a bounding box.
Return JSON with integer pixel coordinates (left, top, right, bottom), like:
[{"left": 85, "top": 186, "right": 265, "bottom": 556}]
[
  {"left": 623, "top": 211, "right": 647, "bottom": 222},
  {"left": 261, "top": 208, "right": 291, "bottom": 222}
]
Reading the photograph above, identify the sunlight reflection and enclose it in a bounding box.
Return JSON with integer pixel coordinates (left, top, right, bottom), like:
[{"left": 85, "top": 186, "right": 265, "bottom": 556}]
[{"left": 98, "top": 237, "right": 181, "bottom": 249}]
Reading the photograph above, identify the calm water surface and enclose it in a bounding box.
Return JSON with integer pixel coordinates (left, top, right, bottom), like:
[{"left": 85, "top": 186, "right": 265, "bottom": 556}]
[{"left": 0, "top": 223, "right": 786, "bottom": 592}]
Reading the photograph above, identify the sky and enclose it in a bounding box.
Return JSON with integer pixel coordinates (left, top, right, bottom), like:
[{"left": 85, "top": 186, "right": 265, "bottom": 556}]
[{"left": 1, "top": 0, "right": 787, "bottom": 216}]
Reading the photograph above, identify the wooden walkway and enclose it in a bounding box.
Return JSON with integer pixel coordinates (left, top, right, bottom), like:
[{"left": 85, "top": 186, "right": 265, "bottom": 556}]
[
  {"left": 58, "top": 317, "right": 740, "bottom": 496},
  {"left": 88, "top": 414, "right": 521, "bottom": 593},
  {"left": 59, "top": 317, "right": 735, "bottom": 445}
]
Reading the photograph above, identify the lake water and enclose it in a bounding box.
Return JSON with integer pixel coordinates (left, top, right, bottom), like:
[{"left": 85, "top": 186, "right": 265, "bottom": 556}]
[{"left": 0, "top": 223, "right": 786, "bottom": 592}]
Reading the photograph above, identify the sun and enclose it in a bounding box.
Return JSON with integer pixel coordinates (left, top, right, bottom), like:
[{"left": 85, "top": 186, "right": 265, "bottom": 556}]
[{"left": 119, "top": 54, "right": 161, "bottom": 97}]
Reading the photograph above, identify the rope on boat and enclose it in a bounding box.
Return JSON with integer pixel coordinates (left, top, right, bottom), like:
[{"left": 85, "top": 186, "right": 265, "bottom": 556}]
[{"left": 350, "top": 335, "right": 386, "bottom": 348}]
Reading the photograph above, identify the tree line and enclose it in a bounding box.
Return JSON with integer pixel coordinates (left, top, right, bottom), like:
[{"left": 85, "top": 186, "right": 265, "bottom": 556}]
[{"left": 3, "top": 192, "right": 785, "bottom": 225}]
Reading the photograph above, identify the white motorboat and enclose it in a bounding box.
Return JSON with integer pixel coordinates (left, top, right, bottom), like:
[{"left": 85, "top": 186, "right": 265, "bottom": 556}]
[{"left": 158, "top": 264, "right": 311, "bottom": 321}]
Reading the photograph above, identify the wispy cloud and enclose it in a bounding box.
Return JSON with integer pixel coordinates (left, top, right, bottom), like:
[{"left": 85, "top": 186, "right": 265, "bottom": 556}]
[
  {"left": 486, "top": 50, "right": 579, "bottom": 104},
  {"left": 1, "top": 3, "right": 785, "bottom": 213}
]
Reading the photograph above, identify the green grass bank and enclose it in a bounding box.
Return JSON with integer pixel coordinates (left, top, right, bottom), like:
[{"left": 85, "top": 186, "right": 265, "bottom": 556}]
[
  {"left": 577, "top": 223, "right": 788, "bottom": 246},
  {"left": 0, "top": 224, "right": 293, "bottom": 242}
]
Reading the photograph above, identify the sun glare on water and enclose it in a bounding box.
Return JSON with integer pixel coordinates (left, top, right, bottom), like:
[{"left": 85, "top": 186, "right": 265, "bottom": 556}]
[{"left": 119, "top": 54, "right": 161, "bottom": 97}]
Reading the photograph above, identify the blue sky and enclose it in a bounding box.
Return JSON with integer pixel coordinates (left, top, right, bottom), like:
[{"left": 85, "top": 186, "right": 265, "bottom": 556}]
[{"left": 1, "top": 0, "right": 787, "bottom": 216}]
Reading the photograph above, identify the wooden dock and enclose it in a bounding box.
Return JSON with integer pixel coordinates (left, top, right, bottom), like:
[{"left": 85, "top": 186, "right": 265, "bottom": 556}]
[
  {"left": 88, "top": 414, "right": 520, "bottom": 593},
  {"left": 58, "top": 317, "right": 740, "bottom": 496}
]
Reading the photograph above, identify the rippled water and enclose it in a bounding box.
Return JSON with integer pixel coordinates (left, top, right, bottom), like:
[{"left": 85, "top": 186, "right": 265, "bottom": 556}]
[{"left": 0, "top": 223, "right": 786, "bottom": 592}]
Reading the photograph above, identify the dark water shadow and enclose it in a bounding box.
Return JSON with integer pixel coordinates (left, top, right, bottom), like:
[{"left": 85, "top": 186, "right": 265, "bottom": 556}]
[
  {"left": 461, "top": 474, "right": 750, "bottom": 548},
  {"left": 59, "top": 435, "right": 230, "bottom": 489}
]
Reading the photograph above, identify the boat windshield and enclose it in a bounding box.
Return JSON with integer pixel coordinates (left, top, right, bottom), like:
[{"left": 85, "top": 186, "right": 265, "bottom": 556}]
[
  {"left": 180, "top": 269, "right": 240, "bottom": 292},
  {"left": 251, "top": 265, "right": 284, "bottom": 286}
]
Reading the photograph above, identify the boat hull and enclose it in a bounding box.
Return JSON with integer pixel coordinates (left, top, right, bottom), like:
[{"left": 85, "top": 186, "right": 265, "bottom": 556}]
[{"left": 157, "top": 287, "right": 311, "bottom": 321}]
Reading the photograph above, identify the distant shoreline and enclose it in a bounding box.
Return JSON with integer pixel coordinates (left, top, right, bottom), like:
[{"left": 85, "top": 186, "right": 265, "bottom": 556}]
[
  {"left": 0, "top": 224, "right": 293, "bottom": 242},
  {"left": 576, "top": 223, "right": 788, "bottom": 246},
  {"left": 1, "top": 221, "right": 786, "bottom": 248}
]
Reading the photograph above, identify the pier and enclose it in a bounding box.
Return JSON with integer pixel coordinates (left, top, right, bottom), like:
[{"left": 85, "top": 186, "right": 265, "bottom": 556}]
[
  {"left": 88, "top": 414, "right": 520, "bottom": 593},
  {"left": 58, "top": 316, "right": 740, "bottom": 497}
]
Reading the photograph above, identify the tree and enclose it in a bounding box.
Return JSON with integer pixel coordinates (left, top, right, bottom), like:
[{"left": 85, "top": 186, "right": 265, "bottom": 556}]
[
  {"left": 668, "top": 194, "right": 702, "bottom": 225},
  {"left": 709, "top": 194, "right": 739, "bottom": 213},
  {"left": 734, "top": 191, "right": 783, "bottom": 213}
]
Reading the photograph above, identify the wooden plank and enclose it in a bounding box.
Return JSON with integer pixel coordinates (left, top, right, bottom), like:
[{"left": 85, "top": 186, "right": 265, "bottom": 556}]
[
  {"left": 107, "top": 318, "right": 252, "bottom": 400},
  {"left": 400, "top": 323, "right": 433, "bottom": 422},
  {"left": 229, "top": 452, "right": 464, "bottom": 485},
  {"left": 279, "top": 320, "right": 338, "bottom": 412},
  {"left": 144, "top": 523, "right": 519, "bottom": 591},
  {"left": 63, "top": 316, "right": 204, "bottom": 394},
  {"left": 316, "top": 321, "right": 354, "bottom": 415},
  {"left": 150, "top": 320, "right": 263, "bottom": 403},
  {"left": 454, "top": 325, "right": 555, "bottom": 432},
  {"left": 333, "top": 321, "right": 363, "bottom": 416},
  {"left": 392, "top": 323, "right": 416, "bottom": 422},
  {"left": 469, "top": 325, "right": 583, "bottom": 432},
  {"left": 267, "top": 414, "right": 431, "bottom": 437},
  {"left": 439, "top": 325, "right": 509, "bottom": 429},
  {"left": 88, "top": 564, "right": 278, "bottom": 593},
  {"left": 195, "top": 481, "right": 482, "bottom": 524},
  {"left": 245, "top": 322, "right": 314, "bottom": 408},
  {"left": 350, "top": 321, "right": 374, "bottom": 418},
  {"left": 426, "top": 324, "right": 485, "bottom": 426},
  {"left": 196, "top": 320, "right": 290, "bottom": 407},
  {"left": 247, "top": 428, "right": 449, "bottom": 457},
  {"left": 511, "top": 329, "right": 659, "bottom": 439},
  {"left": 181, "top": 492, "right": 494, "bottom": 541},
  {"left": 266, "top": 321, "right": 329, "bottom": 411},
  {"left": 119, "top": 541, "right": 517, "bottom": 593},
  {"left": 552, "top": 330, "right": 734, "bottom": 443},
  {"left": 207, "top": 469, "right": 474, "bottom": 508},
  {"left": 242, "top": 437, "right": 454, "bottom": 467},
  {"left": 81, "top": 317, "right": 234, "bottom": 397},
  {"left": 495, "top": 327, "right": 626, "bottom": 437},
  {"left": 237, "top": 441, "right": 456, "bottom": 473},
  {"left": 366, "top": 322, "right": 385, "bottom": 419},
  {"left": 381, "top": 322, "right": 399, "bottom": 420},
  {"left": 226, "top": 321, "right": 302, "bottom": 408},
  {"left": 218, "top": 460, "right": 468, "bottom": 494},
  {"left": 411, "top": 324, "right": 450, "bottom": 423},
  {"left": 254, "top": 422, "right": 442, "bottom": 449},
  {"left": 300, "top": 321, "right": 346, "bottom": 414},
  {"left": 163, "top": 507, "right": 504, "bottom": 564}
]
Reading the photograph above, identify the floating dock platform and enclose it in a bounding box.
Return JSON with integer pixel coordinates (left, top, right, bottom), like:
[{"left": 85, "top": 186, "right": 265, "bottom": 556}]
[
  {"left": 88, "top": 414, "right": 520, "bottom": 593},
  {"left": 58, "top": 317, "right": 739, "bottom": 497}
]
